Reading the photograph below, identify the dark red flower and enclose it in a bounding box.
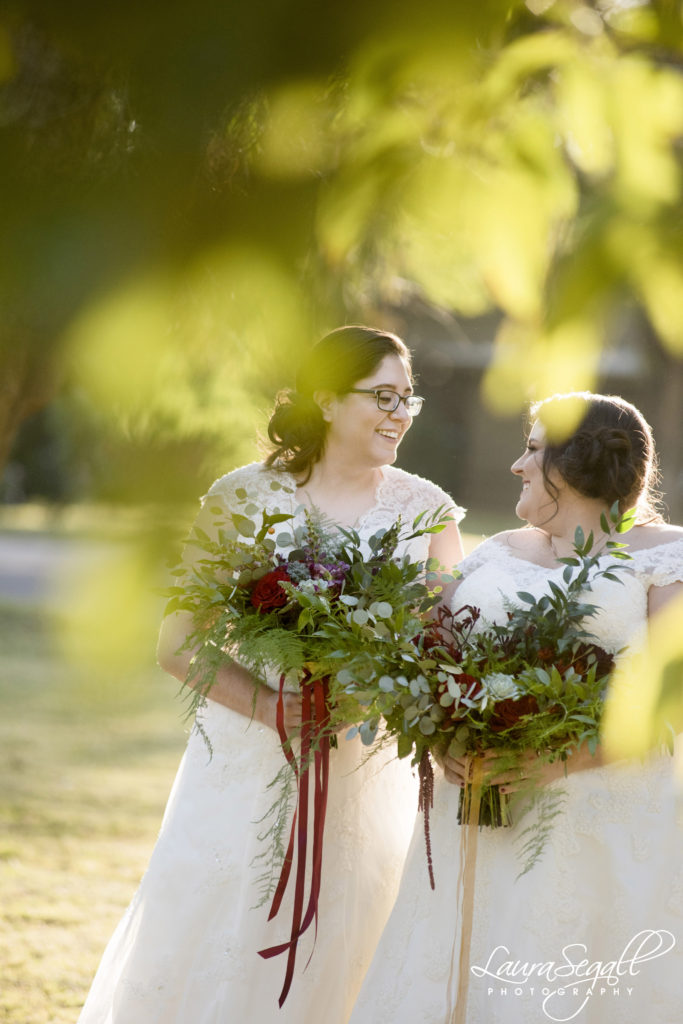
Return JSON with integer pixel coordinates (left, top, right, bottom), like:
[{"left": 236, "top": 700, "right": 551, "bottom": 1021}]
[
  {"left": 488, "top": 694, "right": 539, "bottom": 732},
  {"left": 572, "top": 642, "right": 614, "bottom": 679},
  {"left": 250, "top": 567, "right": 291, "bottom": 611}
]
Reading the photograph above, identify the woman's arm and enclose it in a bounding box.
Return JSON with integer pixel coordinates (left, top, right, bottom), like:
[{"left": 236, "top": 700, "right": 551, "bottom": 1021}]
[
  {"left": 427, "top": 517, "right": 465, "bottom": 610},
  {"left": 428, "top": 517, "right": 465, "bottom": 568},
  {"left": 157, "top": 494, "right": 302, "bottom": 734},
  {"left": 648, "top": 580, "right": 683, "bottom": 617},
  {"left": 157, "top": 612, "right": 302, "bottom": 733}
]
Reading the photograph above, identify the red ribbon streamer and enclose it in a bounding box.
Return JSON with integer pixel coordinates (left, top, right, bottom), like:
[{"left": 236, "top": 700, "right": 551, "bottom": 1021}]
[{"left": 258, "top": 670, "right": 331, "bottom": 1006}]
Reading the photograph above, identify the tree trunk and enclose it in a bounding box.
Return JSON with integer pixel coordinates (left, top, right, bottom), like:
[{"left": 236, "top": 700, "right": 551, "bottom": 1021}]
[
  {"left": 657, "top": 354, "right": 683, "bottom": 523},
  {"left": 0, "top": 336, "right": 59, "bottom": 476}
]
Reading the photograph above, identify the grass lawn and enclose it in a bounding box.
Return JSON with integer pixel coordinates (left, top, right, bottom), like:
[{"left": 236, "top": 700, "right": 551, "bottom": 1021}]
[{"left": 0, "top": 601, "right": 187, "bottom": 1024}]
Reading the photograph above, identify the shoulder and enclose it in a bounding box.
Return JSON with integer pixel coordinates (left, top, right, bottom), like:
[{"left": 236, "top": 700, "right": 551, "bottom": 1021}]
[
  {"left": 484, "top": 527, "right": 544, "bottom": 557},
  {"left": 381, "top": 465, "right": 466, "bottom": 523},
  {"left": 457, "top": 527, "right": 545, "bottom": 576},
  {"left": 202, "top": 463, "right": 296, "bottom": 505},
  {"left": 623, "top": 524, "right": 683, "bottom": 556},
  {"left": 629, "top": 523, "right": 683, "bottom": 543},
  {"left": 456, "top": 530, "right": 516, "bottom": 573},
  {"left": 623, "top": 525, "right": 683, "bottom": 588}
]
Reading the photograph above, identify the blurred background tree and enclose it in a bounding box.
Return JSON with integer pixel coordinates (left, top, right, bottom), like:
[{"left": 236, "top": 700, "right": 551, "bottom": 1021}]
[{"left": 1, "top": 0, "right": 681, "bottom": 514}]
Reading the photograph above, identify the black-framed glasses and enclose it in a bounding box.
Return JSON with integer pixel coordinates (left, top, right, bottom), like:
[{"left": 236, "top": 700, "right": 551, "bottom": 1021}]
[{"left": 346, "top": 388, "right": 425, "bottom": 416}]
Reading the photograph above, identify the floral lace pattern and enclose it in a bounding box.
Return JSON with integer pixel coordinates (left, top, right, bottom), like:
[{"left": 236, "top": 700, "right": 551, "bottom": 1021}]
[
  {"left": 351, "top": 537, "right": 683, "bottom": 1024},
  {"left": 78, "top": 461, "right": 463, "bottom": 1024}
]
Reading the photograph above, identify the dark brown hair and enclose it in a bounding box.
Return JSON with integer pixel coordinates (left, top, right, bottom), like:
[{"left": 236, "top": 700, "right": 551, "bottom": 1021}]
[
  {"left": 531, "top": 392, "right": 662, "bottom": 523},
  {"left": 265, "top": 325, "right": 411, "bottom": 481}
]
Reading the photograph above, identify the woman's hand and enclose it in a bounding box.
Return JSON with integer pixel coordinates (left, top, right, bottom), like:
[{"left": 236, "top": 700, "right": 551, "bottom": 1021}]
[
  {"left": 442, "top": 744, "right": 603, "bottom": 790},
  {"left": 254, "top": 686, "right": 303, "bottom": 734}
]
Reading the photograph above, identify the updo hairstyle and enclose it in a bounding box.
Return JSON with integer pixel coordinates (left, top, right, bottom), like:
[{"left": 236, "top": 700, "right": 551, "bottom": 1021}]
[
  {"left": 266, "top": 325, "right": 411, "bottom": 482},
  {"left": 531, "top": 392, "right": 662, "bottom": 523}
]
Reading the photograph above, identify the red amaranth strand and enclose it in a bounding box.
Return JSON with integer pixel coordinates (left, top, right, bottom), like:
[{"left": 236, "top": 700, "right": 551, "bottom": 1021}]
[{"left": 418, "top": 749, "right": 435, "bottom": 890}]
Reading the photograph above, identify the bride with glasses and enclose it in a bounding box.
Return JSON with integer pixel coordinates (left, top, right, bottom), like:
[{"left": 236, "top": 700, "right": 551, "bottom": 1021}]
[{"left": 77, "top": 325, "right": 465, "bottom": 1024}]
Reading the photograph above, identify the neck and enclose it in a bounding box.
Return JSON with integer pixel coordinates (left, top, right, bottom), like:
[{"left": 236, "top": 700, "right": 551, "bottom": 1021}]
[
  {"left": 302, "top": 452, "right": 382, "bottom": 494},
  {"left": 541, "top": 498, "right": 612, "bottom": 558}
]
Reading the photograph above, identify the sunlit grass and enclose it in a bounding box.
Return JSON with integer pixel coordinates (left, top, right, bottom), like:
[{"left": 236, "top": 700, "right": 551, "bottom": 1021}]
[{"left": 0, "top": 601, "right": 187, "bottom": 1024}]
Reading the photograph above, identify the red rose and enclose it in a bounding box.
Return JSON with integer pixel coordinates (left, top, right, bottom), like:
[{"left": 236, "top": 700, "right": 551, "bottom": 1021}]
[
  {"left": 250, "top": 567, "right": 291, "bottom": 611},
  {"left": 488, "top": 695, "right": 539, "bottom": 733}
]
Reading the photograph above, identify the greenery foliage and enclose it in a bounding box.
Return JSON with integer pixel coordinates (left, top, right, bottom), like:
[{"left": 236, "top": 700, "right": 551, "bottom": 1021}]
[{"left": 2, "top": 1, "right": 682, "bottom": 490}]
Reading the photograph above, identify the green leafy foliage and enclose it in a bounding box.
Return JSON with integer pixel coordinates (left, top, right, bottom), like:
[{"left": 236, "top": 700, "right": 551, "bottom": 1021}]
[{"left": 335, "top": 510, "right": 638, "bottom": 874}]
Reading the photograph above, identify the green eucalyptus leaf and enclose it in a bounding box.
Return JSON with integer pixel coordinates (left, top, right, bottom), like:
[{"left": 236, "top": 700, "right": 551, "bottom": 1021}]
[{"left": 231, "top": 514, "right": 255, "bottom": 537}]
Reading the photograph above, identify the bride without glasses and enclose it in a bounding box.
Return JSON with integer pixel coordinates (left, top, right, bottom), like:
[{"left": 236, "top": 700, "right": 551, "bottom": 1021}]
[{"left": 350, "top": 391, "right": 683, "bottom": 1024}]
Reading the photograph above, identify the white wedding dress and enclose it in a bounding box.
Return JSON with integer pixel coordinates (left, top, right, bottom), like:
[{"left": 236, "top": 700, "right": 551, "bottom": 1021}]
[
  {"left": 78, "top": 462, "right": 463, "bottom": 1024},
  {"left": 350, "top": 535, "right": 683, "bottom": 1024}
]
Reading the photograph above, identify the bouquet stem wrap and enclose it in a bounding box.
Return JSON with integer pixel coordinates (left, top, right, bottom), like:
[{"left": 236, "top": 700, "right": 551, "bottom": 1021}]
[
  {"left": 446, "top": 756, "right": 484, "bottom": 1024},
  {"left": 258, "top": 669, "right": 331, "bottom": 1007}
]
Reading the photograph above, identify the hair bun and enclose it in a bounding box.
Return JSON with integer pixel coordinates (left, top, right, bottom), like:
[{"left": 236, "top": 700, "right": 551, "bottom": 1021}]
[
  {"left": 596, "top": 427, "right": 632, "bottom": 455},
  {"left": 572, "top": 428, "right": 630, "bottom": 470},
  {"left": 560, "top": 425, "right": 638, "bottom": 506},
  {"left": 267, "top": 390, "right": 323, "bottom": 449}
]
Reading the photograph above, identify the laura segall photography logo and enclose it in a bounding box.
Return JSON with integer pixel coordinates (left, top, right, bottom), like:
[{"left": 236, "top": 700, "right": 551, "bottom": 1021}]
[{"left": 470, "top": 929, "right": 676, "bottom": 1022}]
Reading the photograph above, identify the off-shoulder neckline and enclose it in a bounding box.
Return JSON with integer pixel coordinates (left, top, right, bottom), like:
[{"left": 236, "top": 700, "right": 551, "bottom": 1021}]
[{"left": 481, "top": 533, "right": 683, "bottom": 570}]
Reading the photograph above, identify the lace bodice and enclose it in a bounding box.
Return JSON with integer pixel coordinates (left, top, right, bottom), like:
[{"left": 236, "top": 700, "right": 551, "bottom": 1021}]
[
  {"left": 203, "top": 461, "right": 464, "bottom": 564},
  {"left": 453, "top": 535, "right": 683, "bottom": 656},
  {"left": 203, "top": 462, "right": 463, "bottom": 692}
]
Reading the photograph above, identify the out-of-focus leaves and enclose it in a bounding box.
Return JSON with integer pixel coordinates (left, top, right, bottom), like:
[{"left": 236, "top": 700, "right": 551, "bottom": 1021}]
[
  {"left": 603, "top": 591, "right": 683, "bottom": 759},
  {"left": 609, "top": 57, "right": 683, "bottom": 211},
  {"left": 481, "top": 316, "right": 602, "bottom": 413},
  {"left": 65, "top": 246, "right": 311, "bottom": 494},
  {"left": 2, "top": 0, "right": 683, "bottom": 476}
]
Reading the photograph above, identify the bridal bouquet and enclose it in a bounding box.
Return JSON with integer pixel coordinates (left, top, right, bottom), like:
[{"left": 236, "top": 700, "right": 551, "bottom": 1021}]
[
  {"left": 335, "top": 506, "right": 635, "bottom": 881},
  {"left": 165, "top": 486, "right": 452, "bottom": 729},
  {"left": 164, "top": 486, "right": 454, "bottom": 1003}
]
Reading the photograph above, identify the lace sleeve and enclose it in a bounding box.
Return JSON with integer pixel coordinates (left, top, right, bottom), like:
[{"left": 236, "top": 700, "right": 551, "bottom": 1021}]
[
  {"left": 380, "top": 467, "right": 465, "bottom": 526},
  {"left": 632, "top": 538, "right": 683, "bottom": 588},
  {"left": 177, "top": 463, "right": 295, "bottom": 568},
  {"left": 453, "top": 536, "right": 503, "bottom": 579},
  {"left": 201, "top": 463, "right": 297, "bottom": 515}
]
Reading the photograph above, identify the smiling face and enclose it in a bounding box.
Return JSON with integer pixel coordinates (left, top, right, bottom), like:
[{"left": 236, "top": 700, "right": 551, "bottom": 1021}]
[
  {"left": 317, "top": 354, "right": 414, "bottom": 469},
  {"left": 511, "top": 421, "right": 565, "bottom": 525}
]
